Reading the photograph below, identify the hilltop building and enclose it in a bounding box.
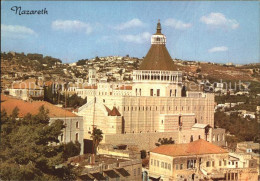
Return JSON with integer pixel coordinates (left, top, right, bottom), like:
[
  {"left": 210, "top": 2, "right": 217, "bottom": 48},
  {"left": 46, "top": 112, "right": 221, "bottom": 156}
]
[{"left": 76, "top": 20, "right": 225, "bottom": 151}]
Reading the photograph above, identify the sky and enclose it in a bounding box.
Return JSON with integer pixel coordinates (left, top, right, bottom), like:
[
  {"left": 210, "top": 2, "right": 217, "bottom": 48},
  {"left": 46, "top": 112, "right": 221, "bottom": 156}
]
[{"left": 1, "top": 1, "right": 259, "bottom": 64}]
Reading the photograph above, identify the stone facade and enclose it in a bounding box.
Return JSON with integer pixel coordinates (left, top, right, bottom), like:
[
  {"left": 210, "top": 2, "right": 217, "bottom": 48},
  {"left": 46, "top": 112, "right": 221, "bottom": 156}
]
[{"left": 50, "top": 116, "right": 84, "bottom": 154}]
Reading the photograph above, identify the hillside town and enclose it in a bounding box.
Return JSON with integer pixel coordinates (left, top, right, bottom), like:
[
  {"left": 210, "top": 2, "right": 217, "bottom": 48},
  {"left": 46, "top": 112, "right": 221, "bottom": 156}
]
[{"left": 1, "top": 21, "right": 260, "bottom": 181}]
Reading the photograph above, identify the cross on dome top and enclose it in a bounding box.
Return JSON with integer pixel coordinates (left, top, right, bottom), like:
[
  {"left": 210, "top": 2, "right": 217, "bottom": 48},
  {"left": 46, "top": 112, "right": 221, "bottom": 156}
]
[{"left": 156, "top": 19, "right": 162, "bottom": 34}]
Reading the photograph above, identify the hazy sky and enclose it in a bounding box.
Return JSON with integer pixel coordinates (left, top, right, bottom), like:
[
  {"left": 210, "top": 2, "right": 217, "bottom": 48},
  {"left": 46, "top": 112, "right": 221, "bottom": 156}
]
[{"left": 1, "top": 1, "right": 259, "bottom": 64}]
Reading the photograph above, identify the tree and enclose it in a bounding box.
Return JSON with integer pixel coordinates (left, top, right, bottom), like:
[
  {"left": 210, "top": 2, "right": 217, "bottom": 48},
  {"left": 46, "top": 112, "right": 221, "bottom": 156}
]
[
  {"left": 140, "top": 150, "right": 147, "bottom": 159},
  {"left": 63, "top": 141, "right": 81, "bottom": 159},
  {"left": 95, "top": 56, "right": 100, "bottom": 62},
  {"left": 0, "top": 106, "right": 78, "bottom": 180},
  {"left": 214, "top": 110, "right": 260, "bottom": 148},
  {"left": 196, "top": 68, "right": 201, "bottom": 73},
  {"left": 90, "top": 128, "right": 103, "bottom": 154},
  {"left": 66, "top": 94, "right": 87, "bottom": 109},
  {"left": 76, "top": 59, "right": 87, "bottom": 66},
  {"left": 155, "top": 137, "right": 175, "bottom": 147}
]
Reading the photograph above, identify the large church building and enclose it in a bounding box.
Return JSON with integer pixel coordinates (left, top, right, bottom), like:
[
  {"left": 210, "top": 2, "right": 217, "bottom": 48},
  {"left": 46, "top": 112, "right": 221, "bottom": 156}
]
[{"left": 76, "top": 20, "right": 225, "bottom": 151}]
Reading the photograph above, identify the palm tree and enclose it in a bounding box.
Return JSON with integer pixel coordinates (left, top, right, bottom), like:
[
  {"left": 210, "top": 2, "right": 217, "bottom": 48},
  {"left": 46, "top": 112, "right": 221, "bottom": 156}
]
[{"left": 91, "top": 128, "right": 103, "bottom": 155}]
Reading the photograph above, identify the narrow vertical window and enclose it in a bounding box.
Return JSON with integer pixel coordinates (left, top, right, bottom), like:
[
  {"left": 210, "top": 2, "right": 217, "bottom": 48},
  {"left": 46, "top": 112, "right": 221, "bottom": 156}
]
[
  {"left": 60, "top": 134, "right": 63, "bottom": 142},
  {"left": 150, "top": 89, "right": 153, "bottom": 96},
  {"left": 75, "top": 133, "right": 79, "bottom": 141}
]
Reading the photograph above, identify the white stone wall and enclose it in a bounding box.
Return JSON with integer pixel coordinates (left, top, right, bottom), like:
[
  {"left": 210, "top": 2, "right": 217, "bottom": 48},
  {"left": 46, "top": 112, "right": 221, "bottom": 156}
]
[
  {"left": 102, "top": 129, "right": 207, "bottom": 151},
  {"left": 77, "top": 92, "right": 215, "bottom": 136},
  {"left": 50, "top": 116, "right": 84, "bottom": 154}
]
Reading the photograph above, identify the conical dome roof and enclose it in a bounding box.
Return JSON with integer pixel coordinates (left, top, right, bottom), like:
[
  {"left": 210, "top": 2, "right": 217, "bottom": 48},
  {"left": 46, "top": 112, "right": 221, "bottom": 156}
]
[{"left": 139, "top": 20, "right": 176, "bottom": 71}]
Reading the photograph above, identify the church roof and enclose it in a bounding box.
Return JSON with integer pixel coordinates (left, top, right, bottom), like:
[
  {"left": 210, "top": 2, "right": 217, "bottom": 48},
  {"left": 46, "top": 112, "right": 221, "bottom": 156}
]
[
  {"left": 139, "top": 44, "right": 176, "bottom": 71},
  {"left": 151, "top": 139, "right": 228, "bottom": 157},
  {"left": 104, "top": 105, "right": 121, "bottom": 116},
  {"left": 139, "top": 20, "right": 176, "bottom": 71},
  {"left": 109, "top": 106, "right": 121, "bottom": 116}
]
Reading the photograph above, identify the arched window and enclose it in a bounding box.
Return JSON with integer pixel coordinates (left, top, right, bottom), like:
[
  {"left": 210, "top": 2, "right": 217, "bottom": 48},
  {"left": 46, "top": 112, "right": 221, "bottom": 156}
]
[
  {"left": 76, "top": 121, "right": 79, "bottom": 129},
  {"left": 190, "top": 135, "right": 193, "bottom": 142},
  {"left": 181, "top": 86, "right": 187, "bottom": 97},
  {"left": 75, "top": 133, "right": 79, "bottom": 141},
  {"left": 178, "top": 116, "right": 182, "bottom": 126},
  {"left": 150, "top": 89, "right": 153, "bottom": 96}
]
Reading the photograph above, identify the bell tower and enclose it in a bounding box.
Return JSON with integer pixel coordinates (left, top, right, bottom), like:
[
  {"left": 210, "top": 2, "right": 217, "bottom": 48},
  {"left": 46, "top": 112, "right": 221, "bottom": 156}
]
[{"left": 88, "top": 68, "right": 97, "bottom": 85}]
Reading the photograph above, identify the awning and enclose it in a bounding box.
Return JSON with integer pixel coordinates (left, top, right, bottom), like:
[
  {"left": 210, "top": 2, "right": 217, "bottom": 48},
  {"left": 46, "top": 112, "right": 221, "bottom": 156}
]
[
  {"left": 115, "top": 168, "right": 130, "bottom": 177},
  {"left": 104, "top": 170, "right": 120, "bottom": 178},
  {"left": 149, "top": 174, "right": 161, "bottom": 181},
  {"left": 90, "top": 172, "right": 106, "bottom": 180}
]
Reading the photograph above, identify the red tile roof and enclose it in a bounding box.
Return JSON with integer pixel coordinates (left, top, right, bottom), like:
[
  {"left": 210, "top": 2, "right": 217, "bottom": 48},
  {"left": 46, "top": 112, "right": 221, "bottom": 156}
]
[
  {"left": 104, "top": 105, "right": 121, "bottom": 116},
  {"left": 1, "top": 94, "right": 78, "bottom": 118},
  {"left": 104, "top": 105, "right": 111, "bottom": 113},
  {"left": 109, "top": 107, "right": 121, "bottom": 116},
  {"left": 151, "top": 139, "right": 228, "bottom": 157}
]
